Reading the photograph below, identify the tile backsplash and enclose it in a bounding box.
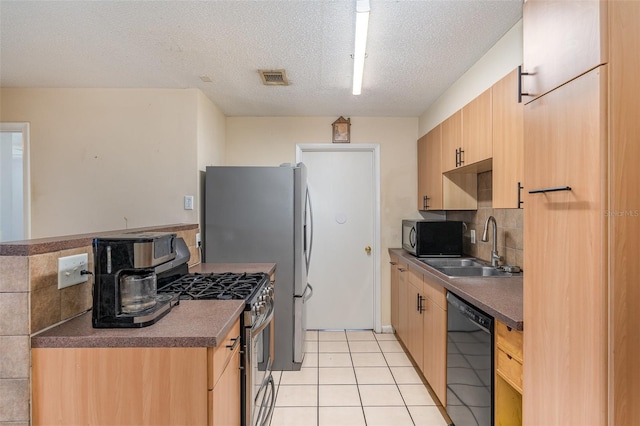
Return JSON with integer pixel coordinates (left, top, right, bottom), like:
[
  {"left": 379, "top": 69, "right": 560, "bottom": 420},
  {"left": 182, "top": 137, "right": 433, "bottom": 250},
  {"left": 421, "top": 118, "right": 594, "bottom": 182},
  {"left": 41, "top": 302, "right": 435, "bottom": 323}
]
[{"left": 447, "top": 171, "right": 524, "bottom": 270}]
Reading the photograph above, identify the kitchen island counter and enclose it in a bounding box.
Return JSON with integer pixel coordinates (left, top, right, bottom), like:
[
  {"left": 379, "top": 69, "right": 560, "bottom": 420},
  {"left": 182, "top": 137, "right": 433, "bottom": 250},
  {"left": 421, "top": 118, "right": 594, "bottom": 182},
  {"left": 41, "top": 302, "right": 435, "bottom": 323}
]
[
  {"left": 31, "top": 262, "right": 276, "bottom": 348},
  {"left": 390, "top": 248, "right": 523, "bottom": 330}
]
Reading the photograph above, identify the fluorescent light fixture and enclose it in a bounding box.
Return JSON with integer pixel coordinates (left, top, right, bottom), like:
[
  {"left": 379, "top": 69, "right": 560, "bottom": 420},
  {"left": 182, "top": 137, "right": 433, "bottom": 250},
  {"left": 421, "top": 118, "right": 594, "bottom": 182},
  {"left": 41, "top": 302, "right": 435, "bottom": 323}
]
[{"left": 352, "top": 0, "right": 370, "bottom": 95}]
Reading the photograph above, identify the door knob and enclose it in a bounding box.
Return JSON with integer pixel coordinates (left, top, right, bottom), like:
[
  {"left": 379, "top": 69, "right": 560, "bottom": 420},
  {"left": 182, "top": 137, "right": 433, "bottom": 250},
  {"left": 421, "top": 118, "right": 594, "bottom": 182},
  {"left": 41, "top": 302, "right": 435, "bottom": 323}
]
[{"left": 365, "top": 246, "right": 371, "bottom": 254}]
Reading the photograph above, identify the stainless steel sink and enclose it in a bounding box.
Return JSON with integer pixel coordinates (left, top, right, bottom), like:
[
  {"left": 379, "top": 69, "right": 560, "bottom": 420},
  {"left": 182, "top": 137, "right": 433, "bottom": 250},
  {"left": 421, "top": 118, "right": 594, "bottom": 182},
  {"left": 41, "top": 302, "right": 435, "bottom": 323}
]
[
  {"left": 435, "top": 266, "right": 512, "bottom": 278},
  {"left": 419, "top": 258, "right": 484, "bottom": 268}
]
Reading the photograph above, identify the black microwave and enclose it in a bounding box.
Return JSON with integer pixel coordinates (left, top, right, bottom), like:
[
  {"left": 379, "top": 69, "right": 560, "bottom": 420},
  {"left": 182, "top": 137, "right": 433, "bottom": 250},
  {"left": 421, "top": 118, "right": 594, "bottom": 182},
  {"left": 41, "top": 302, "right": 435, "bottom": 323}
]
[{"left": 402, "top": 220, "right": 463, "bottom": 257}]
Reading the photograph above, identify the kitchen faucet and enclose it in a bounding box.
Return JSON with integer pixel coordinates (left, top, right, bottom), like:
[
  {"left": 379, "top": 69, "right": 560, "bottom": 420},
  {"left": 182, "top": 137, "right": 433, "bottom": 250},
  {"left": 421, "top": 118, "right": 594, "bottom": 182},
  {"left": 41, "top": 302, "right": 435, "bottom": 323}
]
[{"left": 481, "top": 215, "right": 502, "bottom": 267}]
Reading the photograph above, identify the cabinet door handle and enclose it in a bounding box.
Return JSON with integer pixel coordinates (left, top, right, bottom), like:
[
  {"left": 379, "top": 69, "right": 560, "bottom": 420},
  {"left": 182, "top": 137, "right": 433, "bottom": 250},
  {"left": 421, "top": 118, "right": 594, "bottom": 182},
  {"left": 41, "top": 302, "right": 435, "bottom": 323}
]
[
  {"left": 455, "top": 148, "right": 460, "bottom": 167},
  {"left": 459, "top": 148, "right": 464, "bottom": 166},
  {"left": 226, "top": 336, "right": 241, "bottom": 351},
  {"left": 517, "top": 182, "right": 524, "bottom": 208},
  {"left": 424, "top": 195, "right": 430, "bottom": 210},
  {"left": 528, "top": 186, "right": 572, "bottom": 194},
  {"left": 418, "top": 295, "right": 425, "bottom": 314},
  {"left": 518, "top": 65, "right": 531, "bottom": 103}
]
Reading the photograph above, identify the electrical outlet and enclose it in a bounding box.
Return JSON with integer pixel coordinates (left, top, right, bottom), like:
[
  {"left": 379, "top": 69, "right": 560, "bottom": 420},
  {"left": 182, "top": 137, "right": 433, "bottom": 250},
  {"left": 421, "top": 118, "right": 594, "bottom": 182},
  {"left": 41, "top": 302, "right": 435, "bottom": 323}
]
[
  {"left": 195, "top": 232, "right": 201, "bottom": 247},
  {"left": 58, "top": 253, "right": 89, "bottom": 289},
  {"left": 184, "top": 195, "right": 194, "bottom": 210},
  {"left": 470, "top": 229, "right": 476, "bottom": 244}
]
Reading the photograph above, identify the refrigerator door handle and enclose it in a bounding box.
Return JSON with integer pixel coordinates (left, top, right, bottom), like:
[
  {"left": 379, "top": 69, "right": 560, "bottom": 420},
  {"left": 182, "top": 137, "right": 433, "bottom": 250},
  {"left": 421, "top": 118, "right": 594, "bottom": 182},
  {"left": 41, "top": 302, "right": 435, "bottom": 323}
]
[
  {"left": 302, "top": 283, "right": 313, "bottom": 303},
  {"left": 305, "top": 187, "right": 314, "bottom": 273}
]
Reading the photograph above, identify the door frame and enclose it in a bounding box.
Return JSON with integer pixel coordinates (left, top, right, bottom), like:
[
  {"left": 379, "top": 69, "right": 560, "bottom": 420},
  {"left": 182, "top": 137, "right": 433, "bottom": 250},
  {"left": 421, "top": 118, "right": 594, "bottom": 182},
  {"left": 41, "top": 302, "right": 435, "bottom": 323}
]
[
  {"left": 0, "top": 122, "right": 31, "bottom": 240},
  {"left": 296, "top": 143, "right": 381, "bottom": 333}
]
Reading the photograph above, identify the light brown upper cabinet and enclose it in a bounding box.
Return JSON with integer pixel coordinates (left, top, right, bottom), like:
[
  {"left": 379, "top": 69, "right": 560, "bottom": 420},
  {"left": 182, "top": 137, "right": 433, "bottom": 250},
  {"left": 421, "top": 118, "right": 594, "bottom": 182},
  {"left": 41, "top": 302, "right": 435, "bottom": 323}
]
[
  {"left": 417, "top": 126, "right": 443, "bottom": 211},
  {"left": 442, "top": 90, "right": 492, "bottom": 172},
  {"left": 441, "top": 111, "right": 462, "bottom": 172},
  {"left": 492, "top": 68, "right": 524, "bottom": 209},
  {"left": 462, "top": 89, "right": 493, "bottom": 166},
  {"left": 521, "top": 0, "right": 607, "bottom": 103}
]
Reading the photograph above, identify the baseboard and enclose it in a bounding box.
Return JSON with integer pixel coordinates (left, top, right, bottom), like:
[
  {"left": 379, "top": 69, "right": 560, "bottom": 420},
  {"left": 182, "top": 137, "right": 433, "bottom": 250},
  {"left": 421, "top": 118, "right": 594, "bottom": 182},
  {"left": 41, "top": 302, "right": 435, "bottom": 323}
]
[{"left": 380, "top": 324, "right": 395, "bottom": 334}]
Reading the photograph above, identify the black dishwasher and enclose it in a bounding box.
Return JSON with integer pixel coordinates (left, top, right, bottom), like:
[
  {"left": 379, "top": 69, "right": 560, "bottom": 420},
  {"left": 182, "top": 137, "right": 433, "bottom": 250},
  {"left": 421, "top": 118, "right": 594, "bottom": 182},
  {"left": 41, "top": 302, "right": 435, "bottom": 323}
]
[{"left": 446, "top": 292, "right": 494, "bottom": 426}]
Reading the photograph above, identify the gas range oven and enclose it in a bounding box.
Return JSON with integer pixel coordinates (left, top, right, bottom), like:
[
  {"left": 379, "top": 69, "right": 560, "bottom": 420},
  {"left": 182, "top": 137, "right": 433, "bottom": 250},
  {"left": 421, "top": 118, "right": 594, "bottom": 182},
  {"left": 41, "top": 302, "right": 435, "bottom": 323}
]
[{"left": 157, "top": 267, "right": 275, "bottom": 426}]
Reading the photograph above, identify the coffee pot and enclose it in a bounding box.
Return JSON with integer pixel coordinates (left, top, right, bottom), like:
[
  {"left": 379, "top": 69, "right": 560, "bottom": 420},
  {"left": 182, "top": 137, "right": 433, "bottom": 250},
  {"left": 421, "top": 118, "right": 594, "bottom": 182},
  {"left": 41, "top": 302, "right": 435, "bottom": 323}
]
[{"left": 92, "top": 232, "right": 181, "bottom": 328}]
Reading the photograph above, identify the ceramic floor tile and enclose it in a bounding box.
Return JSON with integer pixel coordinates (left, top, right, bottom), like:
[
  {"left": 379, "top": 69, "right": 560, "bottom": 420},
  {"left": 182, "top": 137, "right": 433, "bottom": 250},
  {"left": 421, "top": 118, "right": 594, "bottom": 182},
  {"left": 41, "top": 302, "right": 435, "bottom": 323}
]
[
  {"left": 383, "top": 352, "right": 413, "bottom": 367},
  {"left": 378, "top": 340, "right": 404, "bottom": 353},
  {"left": 408, "top": 405, "right": 448, "bottom": 426},
  {"left": 318, "top": 367, "right": 357, "bottom": 385},
  {"left": 304, "top": 341, "right": 318, "bottom": 353},
  {"left": 270, "top": 407, "right": 318, "bottom": 426},
  {"left": 318, "top": 330, "right": 347, "bottom": 341},
  {"left": 354, "top": 367, "right": 395, "bottom": 385},
  {"left": 346, "top": 330, "right": 375, "bottom": 341},
  {"left": 351, "top": 352, "right": 387, "bottom": 367},
  {"left": 280, "top": 368, "right": 318, "bottom": 385},
  {"left": 363, "top": 406, "right": 414, "bottom": 426},
  {"left": 358, "top": 384, "right": 405, "bottom": 406},
  {"left": 302, "top": 352, "right": 318, "bottom": 368},
  {"left": 318, "top": 407, "right": 366, "bottom": 426},
  {"left": 275, "top": 385, "right": 318, "bottom": 407},
  {"left": 319, "top": 341, "right": 349, "bottom": 353},
  {"left": 391, "top": 366, "right": 424, "bottom": 385},
  {"left": 348, "top": 340, "right": 381, "bottom": 353},
  {"left": 398, "top": 384, "right": 437, "bottom": 406},
  {"left": 374, "top": 332, "right": 399, "bottom": 341},
  {"left": 272, "top": 370, "right": 283, "bottom": 384},
  {"left": 305, "top": 330, "right": 319, "bottom": 341},
  {"left": 318, "top": 352, "right": 353, "bottom": 367},
  {"left": 318, "top": 385, "right": 361, "bottom": 406}
]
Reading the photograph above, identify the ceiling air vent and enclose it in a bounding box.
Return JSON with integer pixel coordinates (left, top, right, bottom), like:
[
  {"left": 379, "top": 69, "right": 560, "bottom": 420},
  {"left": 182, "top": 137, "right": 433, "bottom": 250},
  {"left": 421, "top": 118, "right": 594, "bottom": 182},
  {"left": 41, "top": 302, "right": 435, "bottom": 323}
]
[{"left": 259, "top": 69, "right": 289, "bottom": 86}]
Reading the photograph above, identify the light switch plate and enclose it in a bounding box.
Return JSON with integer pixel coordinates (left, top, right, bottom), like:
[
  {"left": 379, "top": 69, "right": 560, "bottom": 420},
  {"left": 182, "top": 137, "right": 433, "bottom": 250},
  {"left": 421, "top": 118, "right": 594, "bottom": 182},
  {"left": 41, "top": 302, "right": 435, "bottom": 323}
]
[
  {"left": 58, "top": 253, "right": 89, "bottom": 289},
  {"left": 184, "top": 195, "right": 194, "bottom": 210}
]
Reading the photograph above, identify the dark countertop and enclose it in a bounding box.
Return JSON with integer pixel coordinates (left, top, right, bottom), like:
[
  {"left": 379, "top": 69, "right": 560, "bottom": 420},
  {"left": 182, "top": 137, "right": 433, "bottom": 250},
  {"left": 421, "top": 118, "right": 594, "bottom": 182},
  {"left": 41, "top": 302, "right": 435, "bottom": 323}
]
[
  {"left": 31, "top": 300, "right": 245, "bottom": 348},
  {"left": 390, "top": 248, "right": 523, "bottom": 331},
  {"left": 31, "top": 262, "right": 277, "bottom": 348},
  {"left": 0, "top": 223, "right": 198, "bottom": 256}
]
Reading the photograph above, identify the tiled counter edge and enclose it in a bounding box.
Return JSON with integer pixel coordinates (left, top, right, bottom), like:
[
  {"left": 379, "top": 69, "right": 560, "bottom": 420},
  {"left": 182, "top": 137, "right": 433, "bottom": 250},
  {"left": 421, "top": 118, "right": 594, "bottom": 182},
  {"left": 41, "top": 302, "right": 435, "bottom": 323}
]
[{"left": 0, "top": 223, "right": 199, "bottom": 425}]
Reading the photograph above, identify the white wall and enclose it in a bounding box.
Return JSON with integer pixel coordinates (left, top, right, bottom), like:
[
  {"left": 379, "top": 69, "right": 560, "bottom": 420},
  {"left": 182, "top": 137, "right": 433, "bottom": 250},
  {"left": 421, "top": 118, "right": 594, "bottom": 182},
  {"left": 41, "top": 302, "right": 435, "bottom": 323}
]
[
  {"left": 226, "top": 116, "right": 419, "bottom": 327},
  {"left": 419, "top": 20, "right": 523, "bottom": 136},
  {"left": 0, "top": 88, "right": 225, "bottom": 238}
]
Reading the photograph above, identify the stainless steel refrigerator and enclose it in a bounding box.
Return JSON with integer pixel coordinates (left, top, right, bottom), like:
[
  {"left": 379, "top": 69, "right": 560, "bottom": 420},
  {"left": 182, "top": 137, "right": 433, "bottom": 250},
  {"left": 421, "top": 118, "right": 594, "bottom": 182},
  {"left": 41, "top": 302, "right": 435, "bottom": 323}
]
[{"left": 204, "top": 164, "right": 313, "bottom": 371}]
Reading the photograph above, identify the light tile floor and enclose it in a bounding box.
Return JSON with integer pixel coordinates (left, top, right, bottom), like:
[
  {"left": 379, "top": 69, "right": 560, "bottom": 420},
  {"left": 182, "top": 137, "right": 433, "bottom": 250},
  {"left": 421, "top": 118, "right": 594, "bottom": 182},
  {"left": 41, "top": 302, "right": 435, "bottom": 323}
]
[{"left": 269, "top": 330, "right": 449, "bottom": 426}]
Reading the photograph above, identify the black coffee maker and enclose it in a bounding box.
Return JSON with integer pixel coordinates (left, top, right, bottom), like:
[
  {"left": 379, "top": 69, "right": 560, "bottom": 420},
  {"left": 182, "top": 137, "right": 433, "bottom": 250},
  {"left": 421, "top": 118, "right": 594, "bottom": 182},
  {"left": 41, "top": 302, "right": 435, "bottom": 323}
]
[{"left": 92, "top": 232, "right": 184, "bottom": 328}]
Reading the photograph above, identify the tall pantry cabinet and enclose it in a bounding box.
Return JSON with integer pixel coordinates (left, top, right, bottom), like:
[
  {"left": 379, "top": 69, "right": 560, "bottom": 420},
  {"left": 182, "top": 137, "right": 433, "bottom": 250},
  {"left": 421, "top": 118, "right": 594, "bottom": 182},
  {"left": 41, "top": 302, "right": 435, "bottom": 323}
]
[{"left": 522, "top": 1, "right": 640, "bottom": 425}]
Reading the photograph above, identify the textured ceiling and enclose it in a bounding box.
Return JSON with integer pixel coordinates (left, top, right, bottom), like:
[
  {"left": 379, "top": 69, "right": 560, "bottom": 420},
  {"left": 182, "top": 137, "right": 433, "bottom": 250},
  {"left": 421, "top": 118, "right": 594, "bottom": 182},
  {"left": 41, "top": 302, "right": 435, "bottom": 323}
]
[{"left": 0, "top": 0, "right": 522, "bottom": 117}]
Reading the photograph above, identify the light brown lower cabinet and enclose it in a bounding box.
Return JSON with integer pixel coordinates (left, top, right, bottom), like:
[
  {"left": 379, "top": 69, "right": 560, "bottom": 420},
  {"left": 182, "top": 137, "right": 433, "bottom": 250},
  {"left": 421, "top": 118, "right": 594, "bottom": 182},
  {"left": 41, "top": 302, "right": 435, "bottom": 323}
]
[
  {"left": 421, "top": 275, "right": 447, "bottom": 405},
  {"left": 32, "top": 318, "right": 241, "bottom": 426},
  {"left": 210, "top": 343, "right": 241, "bottom": 426},
  {"left": 495, "top": 320, "right": 523, "bottom": 426},
  {"left": 391, "top": 262, "right": 447, "bottom": 405}
]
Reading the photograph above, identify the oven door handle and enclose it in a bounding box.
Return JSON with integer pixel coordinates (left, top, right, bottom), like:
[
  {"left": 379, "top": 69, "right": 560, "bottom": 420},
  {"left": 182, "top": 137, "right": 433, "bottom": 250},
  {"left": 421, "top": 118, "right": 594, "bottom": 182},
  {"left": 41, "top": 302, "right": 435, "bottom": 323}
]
[
  {"left": 256, "top": 374, "right": 276, "bottom": 426},
  {"left": 252, "top": 305, "right": 275, "bottom": 336}
]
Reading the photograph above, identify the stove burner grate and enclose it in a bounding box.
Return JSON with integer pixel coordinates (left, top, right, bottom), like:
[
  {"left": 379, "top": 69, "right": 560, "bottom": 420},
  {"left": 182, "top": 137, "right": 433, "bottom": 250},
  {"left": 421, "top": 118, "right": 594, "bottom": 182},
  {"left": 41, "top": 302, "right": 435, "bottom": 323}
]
[{"left": 158, "top": 272, "right": 268, "bottom": 301}]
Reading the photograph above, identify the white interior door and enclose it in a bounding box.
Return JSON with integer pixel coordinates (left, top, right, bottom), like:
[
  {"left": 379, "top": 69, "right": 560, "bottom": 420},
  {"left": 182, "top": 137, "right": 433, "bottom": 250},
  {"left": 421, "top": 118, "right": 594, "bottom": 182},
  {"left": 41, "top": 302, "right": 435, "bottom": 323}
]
[{"left": 297, "top": 144, "right": 380, "bottom": 331}]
